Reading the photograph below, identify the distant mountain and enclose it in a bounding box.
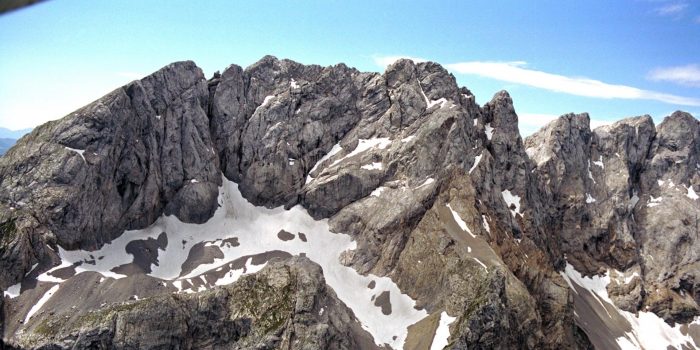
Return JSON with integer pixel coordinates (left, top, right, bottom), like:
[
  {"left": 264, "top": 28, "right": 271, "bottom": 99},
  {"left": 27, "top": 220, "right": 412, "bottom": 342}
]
[
  {"left": 0, "top": 127, "right": 32, "bottom": 139},
  {"left": 0, "top": 138, "right": 17, "bottom": 156}
]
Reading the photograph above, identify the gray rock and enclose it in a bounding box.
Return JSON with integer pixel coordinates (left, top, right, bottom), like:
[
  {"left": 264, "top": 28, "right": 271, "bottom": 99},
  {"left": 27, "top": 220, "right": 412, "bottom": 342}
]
[{"left": 8, "top": 257, "right": 378, "bottom": 350}]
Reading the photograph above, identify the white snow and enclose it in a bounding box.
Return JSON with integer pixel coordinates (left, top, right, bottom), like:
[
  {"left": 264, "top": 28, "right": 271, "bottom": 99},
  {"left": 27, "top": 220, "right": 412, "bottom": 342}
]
[
  {"left": 415, "top": 177, "right": 435, "bottom": 189},
  {"left": 592, "top": 156, "right": 604, "bottom": 169},
  {"left": 253, "top": 95, "right": 276, "bottom": 115},
  {"left": 290, "top": 79, "right": 300, "bottom": 89},
  {"left": 330, "top": 138, "right": 391, "bottom": 167},
  {"left": 190, "top": 179, "right": 199, "bottom": 184},
  {"left": 3, "top": 282, "right": 21, "bottom": 298},
  {"left": 687, "top": 186, "right": 699, "bottom": 200},
  {"left": 261, "top": 95, "right": 275, "bottom": 107},
  {"left": 24, "top": 284, "right": 60, "bottom": 323},
  {"left": 430, "top": 311, "right": 457, "bottom": 350},
  {"left": 587, "top": 160, "right": 596, "bottom": 184},
  {"left": 155, "top": 115, "right": 161, "bottom": 120},
  {"left": 586, "top": 193, "right": 597, "bottom": 204},
  {"left": 361, "top": 162, "right": 383, "bottom": 171},
  {"left": 481, "top": 215, "right": 490, "bottom": 234},
  {"left": 469, "top": 152, "right": 482, "bottom": 174},
  {"left": 473, "top": 257, "right": 488, "bottom": 271},
  {"left": 65, "top": 147, "right": 86, "bottom": 162},
  {"left": 401, "top": 135, "right": 416, "bottom": 143},
  {"left": 418, "top": 82, "right": 448, "bottom": 109},
  {"left": 44, "top": 177, "right": 426, "bottom": 349},
  {"left": 658, "top": 179, "right": 665, "bottom": 186},
  {"left": 561, "top": 263, "right": 699, "bottom": 350},
  {"left": 446, "top": 204, "right": 475, "bottom": 238},
  {"left": 370, "top": 186, "right": 386, "bottom": 197},
  {"left": 306, "top": 143, "right": 343, "bottom": 184},
  {"left": 484, "top": 123, "right": 494, "bottom": 140},
  {"left": 647, "top": 195, "right": 663, "bottom": 208},
  {"left": 501, "top": 190, "right": 522, "bottom": 217},
  {"left": 473, "top": 118, "right": 478, "bottom": 126}
]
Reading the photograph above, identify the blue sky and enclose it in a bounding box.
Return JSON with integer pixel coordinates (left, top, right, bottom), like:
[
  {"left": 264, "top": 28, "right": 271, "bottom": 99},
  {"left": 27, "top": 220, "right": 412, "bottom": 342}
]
[{"left": 1, "top": 0, "right": 699, "bottom": 135}]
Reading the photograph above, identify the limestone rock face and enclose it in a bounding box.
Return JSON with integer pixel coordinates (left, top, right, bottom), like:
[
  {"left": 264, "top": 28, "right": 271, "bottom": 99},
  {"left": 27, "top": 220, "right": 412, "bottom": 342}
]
[
  {"left": 0, "top": 61, "right": 220, "bottom": 294},
  {"left": 2, "top": 57, "right": 699, "bottom": 350},
  {"left": 525, "top": 111, "right": 700, "bottom": 324}
]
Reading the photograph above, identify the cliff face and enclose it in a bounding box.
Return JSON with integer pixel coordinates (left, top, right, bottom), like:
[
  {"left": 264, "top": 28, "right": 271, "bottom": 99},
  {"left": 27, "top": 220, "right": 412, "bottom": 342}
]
[{"left": 0, "top": 57, "right": 698, "bottom": 350}]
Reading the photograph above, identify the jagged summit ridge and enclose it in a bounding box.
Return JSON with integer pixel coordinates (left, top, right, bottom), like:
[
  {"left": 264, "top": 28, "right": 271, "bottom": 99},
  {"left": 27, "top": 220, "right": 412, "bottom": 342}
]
[{"left": 1, "top": 56, "right": 698, "bottom": 350}]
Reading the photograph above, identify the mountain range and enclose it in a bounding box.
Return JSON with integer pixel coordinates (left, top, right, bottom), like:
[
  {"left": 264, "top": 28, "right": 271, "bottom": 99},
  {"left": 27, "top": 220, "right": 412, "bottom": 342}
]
[{"left": 0, "top": 56, "right": 698, "bottom": 350}]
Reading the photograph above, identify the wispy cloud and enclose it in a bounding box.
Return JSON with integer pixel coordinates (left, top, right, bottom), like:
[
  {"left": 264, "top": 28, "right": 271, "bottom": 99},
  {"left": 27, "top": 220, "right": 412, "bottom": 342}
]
[
  {"left": 654, "top": 2, "right": 688, "bottom": 16},
  {"left": 648, "top": 64, "right": 700, "bottom": 87},
  {"left": 443, "top": 61, "right": 700, "bottom": 107}
]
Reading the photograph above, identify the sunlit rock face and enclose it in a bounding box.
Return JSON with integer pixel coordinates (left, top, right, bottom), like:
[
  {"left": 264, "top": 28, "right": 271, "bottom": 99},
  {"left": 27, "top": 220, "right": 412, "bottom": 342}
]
[{"left": 1, "top": 57, "right": 699, "bottom": 350}]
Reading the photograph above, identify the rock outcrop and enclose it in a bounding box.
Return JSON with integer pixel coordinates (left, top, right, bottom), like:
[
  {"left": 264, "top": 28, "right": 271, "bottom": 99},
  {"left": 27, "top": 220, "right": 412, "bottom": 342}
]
[{"left": 10, "top": 257, "right": 378, "bottom": 350}]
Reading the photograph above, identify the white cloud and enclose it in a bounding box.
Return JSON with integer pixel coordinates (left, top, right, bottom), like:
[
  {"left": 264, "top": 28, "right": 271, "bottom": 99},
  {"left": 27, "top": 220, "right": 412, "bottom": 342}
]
[
  {"left": 519, "top": 113, "right": 610, "bottom": 136},
  {"left": 654, "top": 2, "right": 688, "bottom": 16},
  {"left": 648, "top": 64, "right": 700, "bottom": 87},
  {"left": 444, "top": 61, "right": 700, "bottom": 107},
  {"left": 372, "top": 55, "right": 427, "bottom": 68}
]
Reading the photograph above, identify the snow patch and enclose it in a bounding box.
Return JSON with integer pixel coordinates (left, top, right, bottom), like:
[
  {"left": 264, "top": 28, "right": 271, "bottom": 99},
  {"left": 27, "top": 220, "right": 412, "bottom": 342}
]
[
  {"left": 647, "top": 195, "right": 663, "bottom": 207},
  {"left": 415, "top": 178, "right": 435, "bottom": 189},
  {"left": 418, "top": 82, "right": 449, "bottom": 109},
  {"left": 446, "top": 204, "right": 475, "bottom": 238},
  {"left": 481, "top": 215, "right": 490, "bottom": 234},
  {"left": 253, "top": 95, "right": 276, "bottom": 115},
  {"left": 484, "top": 123, "right": 494, "bottom": 140},
  {"left": 401, "top": 135, "right": 416, "bottom": 143},
  {"left": 24, "top": 284, "right": 60, "bottom": 323},
  {"left": 370, "top": 187, "right": 386, "bottom": 197},
  {"left": 501, "top": 190, "right": 522, "bottom": 217},
  {"left": 586, "top": 193, "right": 596, "bottom": 204},
  {"left": 306, "top": 144, "right": 343, "bottom": 184},
  {"left": 473, "top": 258, "right": 488, "bottom": 271},
  {"left": 592, "top": 156, "right": 604, "bottom": 169},
  {"left": 469, "top": 152, "right": 482, "bottom": 174},
  {"left": 3, "top": 282, "right": 20, "bottom": 299},
  {"left": 430, "top": 311, "right": 457, "bottom": 350},
  {"left": 361, "top": 162, "right": 383, "bottom": 171},
  {"left": 331, "top": 138, "right": 391, "bottom": 167},
  {"left": 290, "top": 79, "right": 300, "bottom": 89},
  {"left": 587, "top": 160, "right": 596, "bottom": 184},
  {"left": 65, "top": 147, "right": 86, "bottom": 162},
  {"left": 687, "top": 186, "right": 699, "bottom": 200}
]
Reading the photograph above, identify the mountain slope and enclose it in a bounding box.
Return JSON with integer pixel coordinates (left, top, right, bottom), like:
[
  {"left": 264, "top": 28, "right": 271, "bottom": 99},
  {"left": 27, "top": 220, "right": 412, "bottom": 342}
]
[{"left": 1, "top": 57, "right": 698, "bottom": 350}]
